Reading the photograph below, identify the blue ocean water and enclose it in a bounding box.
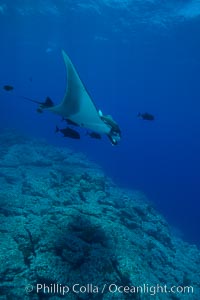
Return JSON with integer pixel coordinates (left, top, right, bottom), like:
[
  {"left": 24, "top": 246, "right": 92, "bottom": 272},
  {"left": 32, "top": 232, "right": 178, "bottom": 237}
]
[{"left": 0, "top": 0, "right": 200, "bottom": 246}]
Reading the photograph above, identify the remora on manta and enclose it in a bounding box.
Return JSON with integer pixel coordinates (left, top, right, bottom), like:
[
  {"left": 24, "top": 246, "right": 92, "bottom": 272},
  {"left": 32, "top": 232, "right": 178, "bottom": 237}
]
[{"left": 25, "top": 50, "right": 121, "bottom": 145}]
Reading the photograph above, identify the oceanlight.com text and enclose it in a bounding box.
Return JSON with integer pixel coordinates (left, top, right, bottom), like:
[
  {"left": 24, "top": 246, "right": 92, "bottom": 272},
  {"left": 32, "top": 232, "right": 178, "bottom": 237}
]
[{"left": 25, "top": 283, "right": 194, "bottom": 296}]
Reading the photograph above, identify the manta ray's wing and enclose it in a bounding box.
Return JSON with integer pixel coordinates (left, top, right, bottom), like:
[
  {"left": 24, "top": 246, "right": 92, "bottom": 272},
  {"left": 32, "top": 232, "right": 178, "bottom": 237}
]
[{"left": 48, "top": 50, "right": 111, "bottom": 135}]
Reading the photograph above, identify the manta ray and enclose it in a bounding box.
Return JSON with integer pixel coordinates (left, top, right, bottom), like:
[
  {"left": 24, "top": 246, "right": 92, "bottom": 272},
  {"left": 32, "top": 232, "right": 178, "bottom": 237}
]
[{"left": 25, "top": 50, "right": 121, "bottom": 145}]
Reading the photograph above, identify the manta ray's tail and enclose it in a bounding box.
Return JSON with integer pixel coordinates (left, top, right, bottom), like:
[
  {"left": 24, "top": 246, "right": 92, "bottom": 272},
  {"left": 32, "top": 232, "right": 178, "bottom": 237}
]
[{"left": 22, "top": 96, "right": 54, "bottom": 113}]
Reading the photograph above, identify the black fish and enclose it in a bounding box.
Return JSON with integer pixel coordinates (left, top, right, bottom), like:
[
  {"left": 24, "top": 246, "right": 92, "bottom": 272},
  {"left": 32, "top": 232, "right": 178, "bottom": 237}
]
[
  {"left": 3, "top": 85, "right": 14, "bottom": 91},
  {"left": 62, "top": 118, "right": 79, "bottom": 127},
  {"left": 138, "top": 112, "right": 155, "bottom": 121},
  {"left": 55, "top": 126, "right": 80, "bottom": 139},
  {"left": 87, "top": 131, "right": 101, "bottom": 139}
]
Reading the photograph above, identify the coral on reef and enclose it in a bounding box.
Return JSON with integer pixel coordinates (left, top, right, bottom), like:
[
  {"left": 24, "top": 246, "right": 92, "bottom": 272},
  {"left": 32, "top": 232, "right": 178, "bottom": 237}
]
[{"left": 0, "top": 130, "right": 200, "bottom": 299}]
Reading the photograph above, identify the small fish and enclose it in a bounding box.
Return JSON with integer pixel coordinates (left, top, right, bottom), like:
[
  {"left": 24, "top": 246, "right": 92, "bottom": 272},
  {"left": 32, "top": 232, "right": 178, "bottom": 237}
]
[
  {"left": 55, "top": 126, "right": 80, "bottom": 139},
  {"left": 86, "top": 131, "right": 101, "bottom": 139},
  {"left": 3, "top": 85, "right": 14, "bottom": 91},
  {"left": 138, "top": 112, "right": 155, "bottom": 121},
  {"left": 62, "top": 118, "right": 79, "bottom": 127}
]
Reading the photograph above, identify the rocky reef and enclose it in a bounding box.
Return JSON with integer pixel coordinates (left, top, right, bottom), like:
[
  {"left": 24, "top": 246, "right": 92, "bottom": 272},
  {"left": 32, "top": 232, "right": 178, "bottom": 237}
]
[{"left": 0, "top": 130, "right": 200, "bottom": 300}]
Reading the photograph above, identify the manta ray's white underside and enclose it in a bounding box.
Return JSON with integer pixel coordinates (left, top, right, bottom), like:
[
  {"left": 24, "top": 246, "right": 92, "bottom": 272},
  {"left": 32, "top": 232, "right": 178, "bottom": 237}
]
[{"left": 47, "top": 50, "right": 111, "bottom": 135}]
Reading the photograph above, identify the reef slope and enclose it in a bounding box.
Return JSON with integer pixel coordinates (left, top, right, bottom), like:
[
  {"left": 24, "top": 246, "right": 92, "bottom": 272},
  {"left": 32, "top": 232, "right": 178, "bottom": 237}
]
[{"left": 0, "top": 130, "right": 199, "bottom": 300}]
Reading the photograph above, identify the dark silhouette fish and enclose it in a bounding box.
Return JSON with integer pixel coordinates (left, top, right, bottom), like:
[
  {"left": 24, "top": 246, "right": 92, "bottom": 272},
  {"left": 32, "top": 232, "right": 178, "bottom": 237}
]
[
  {"left": 55, "top": 126, "right": 80, "bottom": 139},
  {"left": 3, "top": 85, "right": 14, "bottom": 91},
  {"left": 138, "top": 112, "right": 155, "bottom": 121},
  {"left": 87, "top": 131, "right": 101, "bottom": 139},
  {"left": 62, "top": 118, "right": 79, "bottom": 127}
]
